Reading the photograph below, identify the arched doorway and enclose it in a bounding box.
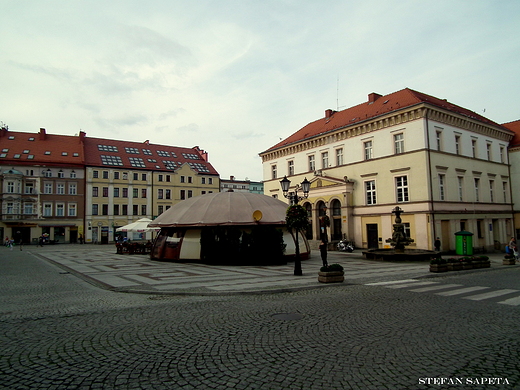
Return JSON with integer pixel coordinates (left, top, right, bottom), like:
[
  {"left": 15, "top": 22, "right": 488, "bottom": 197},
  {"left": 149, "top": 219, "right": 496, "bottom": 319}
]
[
  {"left": 331, "top": 199, "right": 342, "bottom": 240},
  {"left": 316, "top": 201, "right": 328, "bottom": 241}
]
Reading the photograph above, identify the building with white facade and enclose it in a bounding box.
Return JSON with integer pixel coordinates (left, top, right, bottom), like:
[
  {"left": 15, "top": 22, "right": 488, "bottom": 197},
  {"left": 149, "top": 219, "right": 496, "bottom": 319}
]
[{"left": 260, "top": 89, "right": 515, "bottom": 252}]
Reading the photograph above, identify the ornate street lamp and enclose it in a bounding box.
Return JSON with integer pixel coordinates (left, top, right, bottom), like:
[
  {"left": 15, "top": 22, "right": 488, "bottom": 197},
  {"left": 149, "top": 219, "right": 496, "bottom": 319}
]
[
  {"left": 280, "top": 176, "right": 311, "bottom": 275},
  {"left": 280, "top": 176, "right": 310, "bottom": 205}
]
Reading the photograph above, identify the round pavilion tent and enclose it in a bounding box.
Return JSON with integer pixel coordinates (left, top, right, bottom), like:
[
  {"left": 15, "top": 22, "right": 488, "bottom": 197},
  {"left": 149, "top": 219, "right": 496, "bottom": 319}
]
[{"left": 149, "top": 192, "right": 310, "bottom": 264}]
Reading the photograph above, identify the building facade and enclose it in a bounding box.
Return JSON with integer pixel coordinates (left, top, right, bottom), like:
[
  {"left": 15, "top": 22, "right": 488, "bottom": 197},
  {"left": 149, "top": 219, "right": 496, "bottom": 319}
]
[
  {"left": 220, "top": 176, "right": 264, "bottom": 194},
  {"left": 260, "top": 89, "right": 515, "bottom": 252},
  {"left": 0, "top": 126, "right": 220, "bottom": 244},
  {"left": 503, "top": 120, "right": 520, "bottom": 239},
  {"left": 83, "top": 137, "right": 219, "bottom": 243},
  {"left": 0, "top": 127, "right": 85, "bottom": 244}
]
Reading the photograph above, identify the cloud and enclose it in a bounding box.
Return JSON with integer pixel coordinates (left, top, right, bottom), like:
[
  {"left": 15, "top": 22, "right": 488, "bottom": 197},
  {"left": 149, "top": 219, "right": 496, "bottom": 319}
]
[{"left": 175, "top": 123, "right": 199, "bottom": 133}]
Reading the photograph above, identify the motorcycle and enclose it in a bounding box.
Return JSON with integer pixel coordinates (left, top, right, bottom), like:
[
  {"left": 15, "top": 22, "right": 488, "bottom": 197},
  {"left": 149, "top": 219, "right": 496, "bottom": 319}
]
[{"left": 337, "top": 239, "right": 354, "bottom": 252}]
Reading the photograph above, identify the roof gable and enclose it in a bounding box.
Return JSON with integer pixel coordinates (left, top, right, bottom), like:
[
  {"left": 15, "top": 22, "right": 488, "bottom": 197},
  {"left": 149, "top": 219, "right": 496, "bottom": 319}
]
[
  {"left": 263, "top": 88, "right": 506, "bottom": 153},
  {"left": 503, "top": 120, "right": 520, "bottom": 147},
  {"left": 83, "top": 137, "right": 219, "bottom": 175}
]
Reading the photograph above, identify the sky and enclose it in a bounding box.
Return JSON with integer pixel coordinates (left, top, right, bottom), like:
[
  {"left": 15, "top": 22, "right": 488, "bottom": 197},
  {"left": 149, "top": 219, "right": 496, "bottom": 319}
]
[{"left": 1, "top": 1, "right": 519, "bottom": 182}]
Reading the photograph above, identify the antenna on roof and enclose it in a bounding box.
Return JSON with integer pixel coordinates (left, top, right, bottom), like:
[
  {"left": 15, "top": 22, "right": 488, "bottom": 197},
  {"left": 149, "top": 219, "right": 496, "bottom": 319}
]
[{"left": 336, "top": 76, "right": 346, "bottom": 111}]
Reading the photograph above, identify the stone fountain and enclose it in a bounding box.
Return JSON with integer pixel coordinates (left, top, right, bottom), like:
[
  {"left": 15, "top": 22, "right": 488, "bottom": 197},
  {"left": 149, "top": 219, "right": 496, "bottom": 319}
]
[{"left": 363, "top": 206, "right": 436, "bottom": 261}]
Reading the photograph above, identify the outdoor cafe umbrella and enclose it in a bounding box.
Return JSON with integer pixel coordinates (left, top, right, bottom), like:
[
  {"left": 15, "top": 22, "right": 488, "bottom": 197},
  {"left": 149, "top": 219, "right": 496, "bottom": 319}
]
[{"left": 116, "top": 218, "right": 155, "bottom": 233}]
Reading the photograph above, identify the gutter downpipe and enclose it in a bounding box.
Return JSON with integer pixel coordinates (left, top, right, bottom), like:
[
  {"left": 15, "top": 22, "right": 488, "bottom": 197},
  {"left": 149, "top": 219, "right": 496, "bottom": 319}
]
[{"left": 425, "top": 108, "right": 436, "bottom": 249}]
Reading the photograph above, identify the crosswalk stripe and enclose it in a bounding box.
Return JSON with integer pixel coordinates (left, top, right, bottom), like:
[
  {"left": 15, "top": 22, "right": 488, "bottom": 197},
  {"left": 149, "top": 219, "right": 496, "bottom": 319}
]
[
  {"left": 386, "top": 281, "right": 437, "bottom": 289},
  {"left": 436, "top": 286, "right": 489, "bottom": 296},
  {"left": 498, "top": 296, "right": 520, "bottom": 306},
  {"left": 365, "top": 279, "right": 417, "bottom": 286},
  {"left": 410, "top": 284, "right": 463, "bottom": 293},
  {"left": 464, "top": 289, "right": 519, "bottom": 301}
]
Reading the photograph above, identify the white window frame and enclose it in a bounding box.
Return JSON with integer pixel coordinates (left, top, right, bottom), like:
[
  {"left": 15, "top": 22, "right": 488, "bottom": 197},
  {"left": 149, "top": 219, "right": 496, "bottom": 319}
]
[
  {"left": 474, "top": 178, "right": 480, "bottom": 202},
  {"left": 288, "top": 160, "right": 294, "bottom": 176},
  {"left": 43, "top": 203, "right": 53, "bottom": 217},
  {"left": 396, "top": 176, "right": 409, "bottom": 203},
  {"left": 458, "top": 177, "right": 464, "bottom": 202},
  {"left": 68, "top": 203, "right": 77, "bottom": 217},
  {"left": 44, "top": 182, "right": 53, "bottom": 194},
  {"left": 336, "top": 148, "right": 343, "bottom": 166},
  {"left": 439, "top": 174, "right": 445, "bottom": 201},
  {"left": 365, "top": 180, "right": 376, "bottom": 205},
  {"left": 394, "top": 133, "right": 404, "bottom": 154},
  {"left": 308, "top": 155, "right": 315, "bottom": 172},
  {"left": 56, "top": 203, "right": 65, "bottom": 217},
  {"left": 364, "top": 140, "right": 373, "bottom": 160},
  {"left": 321, "top": 152, "right": 329, "bottom": 169}
]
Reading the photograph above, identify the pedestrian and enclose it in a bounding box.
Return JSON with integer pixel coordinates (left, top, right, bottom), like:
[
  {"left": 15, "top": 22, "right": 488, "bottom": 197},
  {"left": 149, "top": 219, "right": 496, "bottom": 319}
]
[
  {"left": 78, "top": 234, "right": 83, "bottom": 244},
  {"left": 319, "top": 239, "right": 328, "bottom": 268},
  {"left": 38, "top": 236, "right": 44, "bottom": 247},
  {"left": 509, "top": 237, "right": 519, "bottom": 260},
  {"left": 4, "top": 236, "right": 9, "bottom": 247},
  {"left": 19, "top": 238, "right": 23, "bottom": 251},
  {"left": 434, "top": 237, "right": 441, "bottom": 252},
  {"left": 8, "top": 239, "right": 13, "bottom": 251}
]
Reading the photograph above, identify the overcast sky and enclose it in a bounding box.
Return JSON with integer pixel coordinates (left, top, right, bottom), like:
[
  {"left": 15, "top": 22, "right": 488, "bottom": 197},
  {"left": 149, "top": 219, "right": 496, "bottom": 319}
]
[{"left": 2, "top": 1, "right": 519, "bottom": 181}]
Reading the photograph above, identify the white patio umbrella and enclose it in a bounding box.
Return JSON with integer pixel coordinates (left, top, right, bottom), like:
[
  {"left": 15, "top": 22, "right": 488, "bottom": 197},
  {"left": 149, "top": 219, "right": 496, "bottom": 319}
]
[{"left": 116, "top": 218, "right": 155, "bottom": 232}]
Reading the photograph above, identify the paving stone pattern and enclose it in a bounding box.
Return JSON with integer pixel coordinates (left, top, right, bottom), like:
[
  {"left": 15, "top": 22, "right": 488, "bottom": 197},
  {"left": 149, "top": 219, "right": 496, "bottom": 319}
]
[{"left": 1, "top": 246, "right": 519, "bottom": 389}]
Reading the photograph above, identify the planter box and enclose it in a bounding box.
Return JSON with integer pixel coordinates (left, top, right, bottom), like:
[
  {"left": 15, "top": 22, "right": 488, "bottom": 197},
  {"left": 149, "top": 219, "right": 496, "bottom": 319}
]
[
  {"left": 503, "top": 258, "right": 516, "bottom": 265},
  {"left": 461, "top": 262, "right": 473, "bottom": 270},
  {"left": 429, "top": 264, "right": 448, "bottom": 273},
  {"left": 447, "top": 263, "right": 462, "bottom": 271},
  {"left": 318, "top": 271, "right": 344, "bottom": 283}
]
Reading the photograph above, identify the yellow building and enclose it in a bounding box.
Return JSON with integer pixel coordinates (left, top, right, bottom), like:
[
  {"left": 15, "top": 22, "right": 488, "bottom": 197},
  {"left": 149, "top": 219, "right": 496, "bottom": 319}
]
[
  {"left": 84, "top": 137, "right": 219, "bottom": 243},
  {"left": 260, "top": 89, "right": 514, "bottom": 252}
]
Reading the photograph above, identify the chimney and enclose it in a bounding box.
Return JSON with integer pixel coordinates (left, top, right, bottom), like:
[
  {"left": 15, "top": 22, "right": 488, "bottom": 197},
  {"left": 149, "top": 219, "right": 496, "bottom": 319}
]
[
  {"left": 144, "top": 140, "right": 149, "bottom": 145},
  {"left": 0, "top": 124, "right": 8, "bottom": 138},
  {"left": 325, "top": 109, "right": 336, "bottom": 119},
  {"left": 230, "top": 175, "right": 235, "bottom": 181},
  {"left": 79, "top": 131, "right": 86, "bottom": 143},
  {"left": 39, "top": 128, "right": 47, "bottom": 140},
  {"left": 368, "top": 93, "right": 382, "bottom": 103}
]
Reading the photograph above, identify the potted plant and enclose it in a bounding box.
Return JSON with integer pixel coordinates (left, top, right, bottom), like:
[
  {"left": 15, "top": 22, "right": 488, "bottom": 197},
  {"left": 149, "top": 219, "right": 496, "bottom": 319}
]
[
  {"left": 429, "top": 257, "right": 447, "bottom": 273},
  {"left": 460, "top": 256, "right": 473, "bottom": 270},
  {"left": 478, "top": 255, "right": 490, "bottom": 268},
  {"left": 318, "top": 263, "right": 344, "bottom": 283},
  {"left": 446, "top": 258, "right": 461, "bottom": 271},
  {"left": 503, "top": 254, "right": 516, "bottom": 265}
]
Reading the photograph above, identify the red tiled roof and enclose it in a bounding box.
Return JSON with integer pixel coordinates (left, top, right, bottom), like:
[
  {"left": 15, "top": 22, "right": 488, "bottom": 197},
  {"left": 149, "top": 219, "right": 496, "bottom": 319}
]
[
  {"left": 0, "top": 128, "right": 84, "bottom": 166},
  {"left": 263, "top": 88, "right": 506, "bottom": 153},
  {"left": 502, "top": 120, "right": 520, "bottom": 147},
  {"left": 83, "top": 137, "right": 219, "bottom": 175}
]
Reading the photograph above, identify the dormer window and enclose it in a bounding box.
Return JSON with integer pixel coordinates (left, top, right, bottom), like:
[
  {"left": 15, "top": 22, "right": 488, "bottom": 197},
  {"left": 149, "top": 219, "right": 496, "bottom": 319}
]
[
  {"left": 28, "top": 137, "right": 35, "bottom": 141},
  {"left": 23, "top": 150, "right": 30, "bottom": 154},
  {"left": 8, "top": 136, "right": 14, "bottom": 140},
  {"left": 62, "top": 152, "right": 68, "bottom": 156},
  {"left": 45, "top": 151, "right": 51, "bottom": 155}
]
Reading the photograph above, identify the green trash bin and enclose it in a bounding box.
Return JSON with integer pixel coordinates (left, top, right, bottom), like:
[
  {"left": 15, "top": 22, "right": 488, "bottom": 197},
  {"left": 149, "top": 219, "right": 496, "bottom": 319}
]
[{"left": 455, "top": 231, "right": 473, "bottom": 256}]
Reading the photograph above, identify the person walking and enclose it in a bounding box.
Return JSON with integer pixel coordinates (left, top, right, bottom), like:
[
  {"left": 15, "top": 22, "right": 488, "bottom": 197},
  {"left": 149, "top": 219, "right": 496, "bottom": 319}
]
[
  {"left": 434, "top": 237, "right": 441, "bottom": 252},
  {"left": 319, "top": 239, "right": 328, "bottom": 268},
  {"left": 510, "top": 237, "right": 519, "bottom": 260}
]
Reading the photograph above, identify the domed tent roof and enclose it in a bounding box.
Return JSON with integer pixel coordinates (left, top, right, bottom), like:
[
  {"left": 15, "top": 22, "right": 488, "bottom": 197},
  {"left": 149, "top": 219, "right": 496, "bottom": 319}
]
[{"left": 149, "top": 192, "right": 288, "bottom": 227}]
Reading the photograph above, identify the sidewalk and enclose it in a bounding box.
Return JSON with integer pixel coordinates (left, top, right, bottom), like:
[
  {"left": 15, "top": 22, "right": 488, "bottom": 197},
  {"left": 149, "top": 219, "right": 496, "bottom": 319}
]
[{"left": 29, "top": 244, "right": 508, "bottom": 296}]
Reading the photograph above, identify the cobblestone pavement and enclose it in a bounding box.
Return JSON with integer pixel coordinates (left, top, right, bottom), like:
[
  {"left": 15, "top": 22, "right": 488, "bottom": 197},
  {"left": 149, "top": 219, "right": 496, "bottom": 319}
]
[
  {"left": 1, "top": 246, "right": 519, "bottom": 389},
  {"left": 20, "top": 244, "right": 510, "bottom": 295}
]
